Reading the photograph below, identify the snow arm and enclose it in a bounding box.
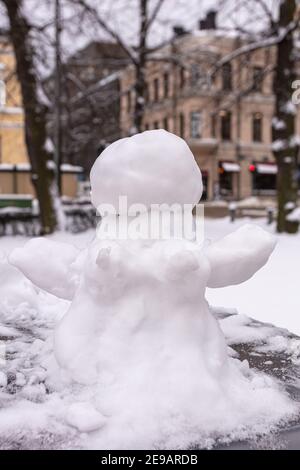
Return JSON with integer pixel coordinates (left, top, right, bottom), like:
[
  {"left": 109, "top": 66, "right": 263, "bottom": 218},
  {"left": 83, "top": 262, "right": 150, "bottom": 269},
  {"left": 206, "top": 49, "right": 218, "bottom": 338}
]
[
  {"left": 9, "top": 238, "right": 86, "bottom": 300},
  {"left": 205, "top": 224, "right": 276, "bottom": 288}
]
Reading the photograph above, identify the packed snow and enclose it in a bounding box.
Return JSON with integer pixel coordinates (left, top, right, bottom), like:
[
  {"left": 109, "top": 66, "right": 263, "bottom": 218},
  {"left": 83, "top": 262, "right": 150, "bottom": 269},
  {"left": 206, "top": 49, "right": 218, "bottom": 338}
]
[
  {"left": 0, "top": 223, "right": 299, "bottom": 448},
  {"left": 66, "top": 402, "right": 106, "bottom": 433},
  {"left": 205, "top": 218, "right": 300, "bottom": 336},
  {"left": 287, "top": 207, "right": 300, "bottom": 222},
  {"left": 0, "top": 130, "right": 300, "bottom": 449},
  {"left": 90, "top": 130, "right": 202, "bottom": 214},
  {"left": 10, "top": 238, "right": 83, "bottom": 300}
]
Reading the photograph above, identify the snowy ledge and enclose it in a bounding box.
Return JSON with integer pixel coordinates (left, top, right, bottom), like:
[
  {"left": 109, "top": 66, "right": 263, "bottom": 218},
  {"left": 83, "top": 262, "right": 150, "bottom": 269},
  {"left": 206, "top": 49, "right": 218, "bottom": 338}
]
[
  {"left": 0, "top": 106, "right": 23, "bottom": 115},
  {"left": 0, "top": 163, "right": 83, "bottom": 173}
]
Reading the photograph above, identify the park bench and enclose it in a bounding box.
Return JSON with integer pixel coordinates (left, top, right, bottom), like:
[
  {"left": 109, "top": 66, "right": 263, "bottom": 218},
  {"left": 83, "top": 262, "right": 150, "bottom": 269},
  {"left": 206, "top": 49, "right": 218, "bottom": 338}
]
[
  {"left": 0, "top": 195, "right": 98, "bottom": 236},
  {"left": 0, "top": 195, "right": 39, "bottom": 236},
  {"left": 63, "top": 199, "right": 98, "bottom": 232}
]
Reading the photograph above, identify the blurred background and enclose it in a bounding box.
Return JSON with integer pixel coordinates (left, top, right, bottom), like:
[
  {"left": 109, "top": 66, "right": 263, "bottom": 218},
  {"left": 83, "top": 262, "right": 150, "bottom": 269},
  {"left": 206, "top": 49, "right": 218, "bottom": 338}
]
[{"left": 0, "top": 0, "right": 299, "bottom": 236}]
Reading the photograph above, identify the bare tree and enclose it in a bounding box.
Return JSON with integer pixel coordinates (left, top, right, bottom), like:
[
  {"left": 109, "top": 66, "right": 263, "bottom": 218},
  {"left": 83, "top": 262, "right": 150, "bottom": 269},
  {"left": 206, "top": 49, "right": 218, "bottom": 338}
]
[
  {"left": 1, "top": 0, "right": 59, "bottom": 233},
  {"left": 71, "top": 0, "right": 168, "bottom": 133},
  {"left": 72, "top": 0, "right": 300, "bottom": 233},
  {"left": 209, "top": 0, "right": 300, "bottom": 233},
  {"left": 272, "top": 0, "right": 299, "bottom": 233}
]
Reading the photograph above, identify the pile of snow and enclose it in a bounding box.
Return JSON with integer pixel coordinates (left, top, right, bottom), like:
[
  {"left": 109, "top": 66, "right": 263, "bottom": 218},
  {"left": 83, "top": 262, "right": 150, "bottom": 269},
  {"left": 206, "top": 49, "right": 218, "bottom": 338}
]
[
  {"left": 2, "top": 131, "right": 299, "bottom": 449},
  {"left": 9, "top": 228, "right": 296, "bottom": 448},
  {"left": 287, "top": 207, "right": 300, "bottom": 223}
]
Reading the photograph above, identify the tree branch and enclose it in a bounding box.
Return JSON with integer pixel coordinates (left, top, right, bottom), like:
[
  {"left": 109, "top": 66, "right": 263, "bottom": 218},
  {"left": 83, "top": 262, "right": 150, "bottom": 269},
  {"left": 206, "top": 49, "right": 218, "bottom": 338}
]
[
  {"left": 146, "top": 0, "right": 165, "bottom": 30},
  {"left": 70, "top": 0, "right": 137, "bottom": 65},
  {"left": 210, "top": 18, "right": 300, "bottom": 76}
]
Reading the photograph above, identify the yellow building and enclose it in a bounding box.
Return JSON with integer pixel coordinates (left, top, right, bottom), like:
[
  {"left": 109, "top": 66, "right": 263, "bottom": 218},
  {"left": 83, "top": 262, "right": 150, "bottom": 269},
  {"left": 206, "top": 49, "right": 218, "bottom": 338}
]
[
  {"left": 0, "top": 37, "right": 82, "bottom": 202},
  {"left": 0, "top": 39, "right": 27, "bottom": 165}
]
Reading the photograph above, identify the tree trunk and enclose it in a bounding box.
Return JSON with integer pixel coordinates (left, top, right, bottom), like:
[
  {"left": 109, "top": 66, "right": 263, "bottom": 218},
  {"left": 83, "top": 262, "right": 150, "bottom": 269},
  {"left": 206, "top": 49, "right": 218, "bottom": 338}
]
[
  {"left": 1, "top": 0, "right": 58, "bottom": 234},
  {"left": 133, "top": 0, "right": 148, "bottom": 133},
  {"left": 272, "top": 0, "right": 299, "bottom": 233}
]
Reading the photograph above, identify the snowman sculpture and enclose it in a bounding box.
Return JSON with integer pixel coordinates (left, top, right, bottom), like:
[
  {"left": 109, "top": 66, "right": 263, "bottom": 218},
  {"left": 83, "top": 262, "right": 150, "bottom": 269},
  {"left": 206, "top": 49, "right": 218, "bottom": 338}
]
[{"left": 10, "top": 130, "right": 282, "bottom": 447}]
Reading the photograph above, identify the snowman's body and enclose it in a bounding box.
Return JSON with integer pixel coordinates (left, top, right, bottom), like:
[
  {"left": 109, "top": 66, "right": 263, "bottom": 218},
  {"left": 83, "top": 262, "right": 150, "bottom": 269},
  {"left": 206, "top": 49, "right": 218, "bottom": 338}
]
[
  {"left": 10, "top": 130, "right": 290, "bottom": 448},
  {"left": 54, "top": 236, "right": 228, "bottom": 386}
]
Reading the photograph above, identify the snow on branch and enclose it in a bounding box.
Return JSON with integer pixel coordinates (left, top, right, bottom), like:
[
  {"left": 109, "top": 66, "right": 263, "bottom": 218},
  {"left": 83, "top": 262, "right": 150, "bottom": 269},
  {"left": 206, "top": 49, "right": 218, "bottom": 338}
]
[
  {"left": 211, "top": 19, "right": 299, "bottom": 75},
  {"left": 70, "top": 0, "right": 137, "bottom": 65}
]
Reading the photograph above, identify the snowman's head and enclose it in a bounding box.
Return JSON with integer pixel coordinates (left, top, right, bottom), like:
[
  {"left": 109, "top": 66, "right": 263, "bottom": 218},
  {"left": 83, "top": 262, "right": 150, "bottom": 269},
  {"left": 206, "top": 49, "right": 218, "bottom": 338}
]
[{"left": 90, "top": 130, "right": 202, "bottom": 215}]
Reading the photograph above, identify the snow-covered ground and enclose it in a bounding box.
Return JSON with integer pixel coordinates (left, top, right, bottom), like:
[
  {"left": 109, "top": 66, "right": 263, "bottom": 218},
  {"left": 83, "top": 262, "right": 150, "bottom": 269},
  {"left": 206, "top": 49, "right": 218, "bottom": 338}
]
[
  {"left": 205, "top": 217, "right": 300, "bottom": 336},
  {"left": 0, "top": 216, "right": 300, "bottom": 449}
]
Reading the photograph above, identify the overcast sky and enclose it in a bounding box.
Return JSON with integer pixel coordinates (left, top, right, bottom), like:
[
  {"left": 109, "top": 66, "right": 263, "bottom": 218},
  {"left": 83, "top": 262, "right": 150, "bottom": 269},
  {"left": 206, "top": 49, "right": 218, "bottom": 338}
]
[
  {"left": 0, "top": 0, "right": 279, "bottom": 69},
  {"left": 56, "top": 0, "right": 277, "bottom": 57}
]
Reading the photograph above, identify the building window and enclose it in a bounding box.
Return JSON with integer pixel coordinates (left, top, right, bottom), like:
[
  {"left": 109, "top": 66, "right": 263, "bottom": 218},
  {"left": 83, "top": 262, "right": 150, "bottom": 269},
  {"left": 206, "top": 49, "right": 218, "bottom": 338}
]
[
  {"left": 163, "top": 72, "right": 169, "bottom": 98},
  {"left": 163, "top": 117, "right": 168, "bottom": 131},
  {"left": 219, "top": 165, "right": 233, "bottom": 196},
  {"left": 251, "top": 163, "right": 277, "bottom": 194},
  {"left": 179, "top": 66, "right": 185, "bottom": 89},
  {"left": 144, "top": 123, "right": 149, "bottom": 131},
  {"left": 179, "top": 113, "right": 185, "bottom": 138},
  {"left": 252, "top": 112, "right": 263, "bottom": 142},
  {"left": 126, "top": 90, "right": 131, "bottom": 113},
  {"left": 0, "top": 80, "right": 6, "bottom": 107},
  {"left": 190, "top": 64, "right": 200, "bottom": 86},
  {"left": 220, "top": 110, "right": 231, "bottom": 140},
  {"left": 222, "top": 63, "right": 232, "bottom": 91},
  {"left": 153, "top": 121, "right": 159, "bottom": 129},
  {"left": 190, "top": 111, "right": 202, "bottom": 138},
  {"left": 253, "top": 66, "right": 263, "bottom": 92},
  {"left": 153, "top": 78, "right": 159, "bottom": 102}
]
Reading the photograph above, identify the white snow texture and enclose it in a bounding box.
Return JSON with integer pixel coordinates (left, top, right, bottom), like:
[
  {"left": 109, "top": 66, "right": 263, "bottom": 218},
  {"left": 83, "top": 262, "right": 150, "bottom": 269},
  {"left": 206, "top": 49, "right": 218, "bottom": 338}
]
[
  {"left": 90, "top": 130, "right": 203, "bottom": 214},
  {"left": 7, "top": 130, "right": 297, "bottom": 449}
]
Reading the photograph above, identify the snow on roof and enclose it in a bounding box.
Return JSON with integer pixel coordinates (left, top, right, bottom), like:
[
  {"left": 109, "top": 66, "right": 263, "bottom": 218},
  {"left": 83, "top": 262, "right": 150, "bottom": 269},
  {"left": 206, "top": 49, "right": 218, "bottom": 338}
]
[
  {"left": 0, "top": 106, "right": 23, "bottom": 114},
  {"left": 192, "top": 29, "right": 240, "bottom": 39},
  {"left": 0, "top": 163, "right": 14, "bottom": 170},
  {"left": 0, "top": 163, "right": 83, "bottom": 173}
]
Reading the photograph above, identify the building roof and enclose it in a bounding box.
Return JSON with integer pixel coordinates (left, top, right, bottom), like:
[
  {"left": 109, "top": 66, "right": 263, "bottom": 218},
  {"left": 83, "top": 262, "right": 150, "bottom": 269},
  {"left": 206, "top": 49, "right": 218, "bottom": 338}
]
[{"left": 68, "top": 41, "right": 130, "bottom": 68}]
